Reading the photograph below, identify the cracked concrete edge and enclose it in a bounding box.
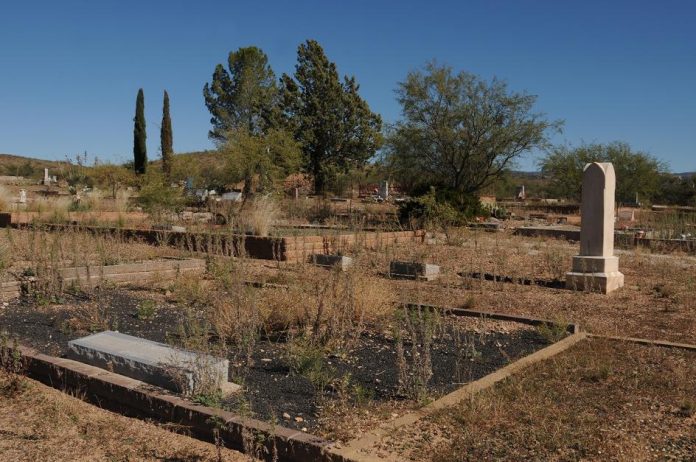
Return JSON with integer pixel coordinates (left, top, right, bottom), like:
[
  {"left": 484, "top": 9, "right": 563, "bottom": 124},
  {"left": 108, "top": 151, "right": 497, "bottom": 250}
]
[
  {"left": 331, "top": 332, "right": 588, "bottom": 462},
  {"left": 587, "top": 334, "right": 696, "bottom": 351}
]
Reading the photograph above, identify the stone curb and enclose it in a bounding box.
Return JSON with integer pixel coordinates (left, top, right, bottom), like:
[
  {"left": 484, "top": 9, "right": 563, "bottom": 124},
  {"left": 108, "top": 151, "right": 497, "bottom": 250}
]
[
  {"left": 330, "top": 306, "right": 585, "bottom": 462},
  {"left": 7, "top": 344, "right": 349, "bottom": 462},
  {"left": 587, "top": 334, "right": 696, "bottom": 351},
  {"left": 333, "top": 332, "right": 587, "bottom": 461}
]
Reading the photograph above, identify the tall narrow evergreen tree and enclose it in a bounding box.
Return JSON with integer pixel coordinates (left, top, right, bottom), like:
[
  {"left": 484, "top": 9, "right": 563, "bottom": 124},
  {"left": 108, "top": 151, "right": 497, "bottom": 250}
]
[
  {"left": 278, "top": 40, "right": 382, "bottom": 194},
  {"left": 133, "top": 88, "right": 147, "bottom": 174},
  {"left": 160, "top": 90, "right": 173, "bottom": 179}
]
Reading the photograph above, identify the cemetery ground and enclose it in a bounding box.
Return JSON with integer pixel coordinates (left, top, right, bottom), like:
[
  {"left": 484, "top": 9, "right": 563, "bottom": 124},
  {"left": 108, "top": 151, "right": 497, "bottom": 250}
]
[
  {"left": 0, "top": 226, "right": 694, "bottom": 460},
  {"left": 0, "top": 373, "right": 247, "bottom": 461}
]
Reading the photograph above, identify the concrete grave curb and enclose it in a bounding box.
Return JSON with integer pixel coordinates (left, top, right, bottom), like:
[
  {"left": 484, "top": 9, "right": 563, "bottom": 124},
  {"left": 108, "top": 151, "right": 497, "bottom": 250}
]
[{"left": 6, "top": 343, "right": 347, "bottom": 462}]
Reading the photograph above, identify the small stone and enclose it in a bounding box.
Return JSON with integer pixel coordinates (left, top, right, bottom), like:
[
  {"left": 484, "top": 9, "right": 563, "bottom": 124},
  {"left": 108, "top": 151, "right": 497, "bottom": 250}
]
[
  {"left": 261, "top": 358, "right": 272, "bottom": 362},
  {"left": 282, "top": 412, "right": 291, "bottom": 420},
  {"left": 294, "top": 416, "right": 304, "bottom": 423},
  {"left": 301, "top": 427, "right": 308, "bottom": 432}
]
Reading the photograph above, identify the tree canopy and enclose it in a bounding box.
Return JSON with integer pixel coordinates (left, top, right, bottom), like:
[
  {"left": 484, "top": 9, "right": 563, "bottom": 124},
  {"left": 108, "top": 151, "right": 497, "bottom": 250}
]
[
  {"left": 203, "top": 46, "right": 277, "bottom": 141},
  {"left": 222, "top": 128, "right": 302, "bottom": 195},
  {"left": 539, "top": 142, "right": 668, "bottom": 203},
  {"left": 278, "top": 40, "right": 382, "bottom": 194},
  {"left": 385, "top": 62, "right": 560, "bottom": 206}
]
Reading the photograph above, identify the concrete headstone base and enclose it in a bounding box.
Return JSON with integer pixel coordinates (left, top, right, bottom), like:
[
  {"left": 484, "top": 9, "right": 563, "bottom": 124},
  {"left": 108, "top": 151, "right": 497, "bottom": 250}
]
[{"left": 565, "top": 271, "right": 624, "bottom": 294}]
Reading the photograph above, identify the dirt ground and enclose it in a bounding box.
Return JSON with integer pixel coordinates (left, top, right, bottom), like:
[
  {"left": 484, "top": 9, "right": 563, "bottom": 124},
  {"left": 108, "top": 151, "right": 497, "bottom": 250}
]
[
  {"left": 0, "top": 374, "right": 250, "bottom": 462},
  {"left": 1, "top": 227, "right": 695, "bottom": 461},
  {"left": 238, "top": 229, "right": 696, "bottom": 344},
  {"left": 374, "top": 338, "right": 696, "bottom": 461}
]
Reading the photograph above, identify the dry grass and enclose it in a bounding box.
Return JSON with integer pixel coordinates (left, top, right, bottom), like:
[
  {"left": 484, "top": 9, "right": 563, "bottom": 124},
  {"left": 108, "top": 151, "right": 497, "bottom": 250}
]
[
  {"left": 245, "top": 229, "right": 695, "bottom": 343},
  {"left": 0, "top": 185, "right": 12, "bottom": 211},
  {"left": 0, "top": 228, "right": 179, "bottom": 272},
  {"left": 0, "top": 375, "right": 250, "bottom": 461},
  {"left": 375, "top": 338, "right": 696, "bottom": 461},
  {"left": 239, "top": 195, "right": 281, "bottom": 237}
]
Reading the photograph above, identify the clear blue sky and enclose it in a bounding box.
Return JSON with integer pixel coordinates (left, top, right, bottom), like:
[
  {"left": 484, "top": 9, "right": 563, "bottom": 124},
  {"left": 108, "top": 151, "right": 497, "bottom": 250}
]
[{"left": 1, "top": 0, "right": 694, "bottom": 171}]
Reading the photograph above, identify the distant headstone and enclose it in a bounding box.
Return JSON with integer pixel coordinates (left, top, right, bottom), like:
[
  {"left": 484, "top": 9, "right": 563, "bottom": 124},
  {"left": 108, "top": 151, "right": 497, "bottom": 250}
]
[
  {"left": 311, "top": 254, "right": 353, "bottom": 271},
  {"left": 43, "top": 168, "right": 50, "bottom": 185},
  {"left": 379, "top": 181, "right": 389, "bottom": 200},
  {"left": 18, "top": 189, "right": 26, "bottom": 204},
  {"left": 565, "top": 163, "right": 624, "bottom": 293},
  {"left": 220, "top": 191, "right": 243, "bottom": 202},
  {"left": 68, "top": 331, "right": 239, "bottom": 395},
  {"left": 516, "top": 185, "right": 526, "bottom": 200},
  {"left": 618, "top": 209, "right": 635, "bottom": 221},
  {"left": 389, "top": 261, "right": 440, "bottom": 281}
]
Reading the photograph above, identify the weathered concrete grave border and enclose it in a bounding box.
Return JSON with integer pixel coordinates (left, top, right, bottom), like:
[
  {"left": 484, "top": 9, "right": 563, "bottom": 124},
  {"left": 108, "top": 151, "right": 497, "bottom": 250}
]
[
  {"left": 1, "top": 216, "right": 425, "bottom": 263},
  {"left": 332, "top": 304, "right": 583, "bottom": 461},
  {"left": 1, "top": 258, "right": 206, "bottom": 301},
  {"left": 2, "top": 306, "right": 582, "bottom": 462}
]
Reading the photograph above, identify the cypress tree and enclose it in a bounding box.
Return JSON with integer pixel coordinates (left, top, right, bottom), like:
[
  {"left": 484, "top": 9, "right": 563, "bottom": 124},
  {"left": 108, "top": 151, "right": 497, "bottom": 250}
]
[
  {"left": 160, "top": 90, "right": 173, "bottom": 179},
  {"left": 133, "top": 88, "right": 147, "bottom": 174}
]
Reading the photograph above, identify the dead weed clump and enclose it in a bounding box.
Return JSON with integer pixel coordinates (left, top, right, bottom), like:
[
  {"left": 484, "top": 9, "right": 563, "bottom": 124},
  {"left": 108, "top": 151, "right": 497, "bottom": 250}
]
[{"left": 261, "top": 266, "right": 396, "bottom": 350}]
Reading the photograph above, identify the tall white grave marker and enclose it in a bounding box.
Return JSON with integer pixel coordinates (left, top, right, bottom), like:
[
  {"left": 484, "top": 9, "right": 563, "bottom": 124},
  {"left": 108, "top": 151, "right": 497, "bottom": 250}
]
[{"left": 566, "top": 162, "right": 624, "bottom": 294}]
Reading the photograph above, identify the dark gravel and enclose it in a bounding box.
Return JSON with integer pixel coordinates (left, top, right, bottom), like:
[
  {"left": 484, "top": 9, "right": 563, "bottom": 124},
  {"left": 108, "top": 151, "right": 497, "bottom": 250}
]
[{"left": 0, "top": 289, "right": 551, "bottom": 431}]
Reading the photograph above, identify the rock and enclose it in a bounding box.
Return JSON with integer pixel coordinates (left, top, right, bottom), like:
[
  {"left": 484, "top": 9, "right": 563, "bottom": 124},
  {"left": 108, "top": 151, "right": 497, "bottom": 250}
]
[
  {"left": 295, "top": 416, "right": 304, "bottom": 423},
  {"left": 282, "top": 412, "right": 291, "bottom": 420}
]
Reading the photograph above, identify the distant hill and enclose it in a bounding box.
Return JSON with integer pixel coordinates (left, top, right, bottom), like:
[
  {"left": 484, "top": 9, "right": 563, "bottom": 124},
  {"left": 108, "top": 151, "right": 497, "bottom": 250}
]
[
  {"left": 675, "top": 172, "right": 695, "bottom": 179},
  {"left": 0, "top": 153, "right": 66, "bottom": 178}
]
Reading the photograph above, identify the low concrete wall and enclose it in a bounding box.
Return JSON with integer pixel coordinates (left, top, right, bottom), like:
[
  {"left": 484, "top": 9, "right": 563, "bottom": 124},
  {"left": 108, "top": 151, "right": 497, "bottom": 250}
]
[
  {"left": 514, "top": 226, "right": 581, "bottom": 241},
  {"left": 283, "top": 230, "right": 426, "bottom": 263},
  {"left": 56, "top": 258, "right": 205, "bottom": 285},
  {"left": 6, "top": 344, "right": 343, "bottom": 462},
  {"left": 1, "top": 259, "right": 205, "bottom": 301},
  {"left": 6, "top": 219, "right": 425, "bottom": 262}
]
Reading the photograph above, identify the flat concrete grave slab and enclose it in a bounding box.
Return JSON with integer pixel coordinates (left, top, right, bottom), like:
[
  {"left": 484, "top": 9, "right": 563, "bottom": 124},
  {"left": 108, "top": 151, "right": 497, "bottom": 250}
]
[
  {"left": 389, "top": 261, "right": 440, "bottom": 281},
  {"left": 310, "top": 254, "right": 353, "bottom": 271},
  {"left": 68, "top": 331, "right": 239, "bottom": 395}
]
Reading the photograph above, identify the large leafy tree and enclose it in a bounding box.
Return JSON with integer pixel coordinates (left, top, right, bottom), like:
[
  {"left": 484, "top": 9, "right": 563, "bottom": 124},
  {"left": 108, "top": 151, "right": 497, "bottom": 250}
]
[
  {"left": 278, "top": 40, "right": 382, "bottom": 194},
  {"left": 133, "top": 88, "right": 147, "bottom": 174},
  {"left": 540, "top": 142, "right": 668, "bottom": 203},
  {"left": 160, "top": 90, "right": 173, "bottom": 180},
  {"left": 222, "top": 128, "right": 302, "bottom": 195},
  {"left": 203, "top": 46, "right": 277, "bottom": 141},
  {"left": 386, "top": 62, "right": 560, "bottom": 205}
]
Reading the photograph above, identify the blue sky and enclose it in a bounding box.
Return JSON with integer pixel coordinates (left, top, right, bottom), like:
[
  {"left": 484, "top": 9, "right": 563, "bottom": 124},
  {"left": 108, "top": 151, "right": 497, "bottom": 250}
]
[{"left": 1, "top": 0, "right": 694, "bottom": 171}]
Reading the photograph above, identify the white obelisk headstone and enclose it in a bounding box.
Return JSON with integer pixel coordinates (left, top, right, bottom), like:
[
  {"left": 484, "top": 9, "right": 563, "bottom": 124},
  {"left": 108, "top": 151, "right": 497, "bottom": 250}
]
[{"left": 565, "top": 162, "right": 624, "bottom": 294}]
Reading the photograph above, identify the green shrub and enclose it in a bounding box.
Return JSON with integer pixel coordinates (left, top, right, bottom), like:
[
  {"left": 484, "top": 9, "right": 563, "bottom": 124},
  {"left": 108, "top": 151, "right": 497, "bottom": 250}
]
[{"left": 399, "top": 187, "right": 483, "bottom": 229}]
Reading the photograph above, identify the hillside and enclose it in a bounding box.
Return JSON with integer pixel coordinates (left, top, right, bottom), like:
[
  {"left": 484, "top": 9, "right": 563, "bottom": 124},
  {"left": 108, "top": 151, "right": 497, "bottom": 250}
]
[{"left": 0, "top": 153, "right": 65, "bottom": 177}]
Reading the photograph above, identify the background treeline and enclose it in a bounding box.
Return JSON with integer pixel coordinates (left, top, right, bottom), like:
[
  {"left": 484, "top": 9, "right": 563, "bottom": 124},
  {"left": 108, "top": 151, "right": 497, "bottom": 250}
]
[{"left": 5, "top": 38, "right": 694, "bottom": 212}]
